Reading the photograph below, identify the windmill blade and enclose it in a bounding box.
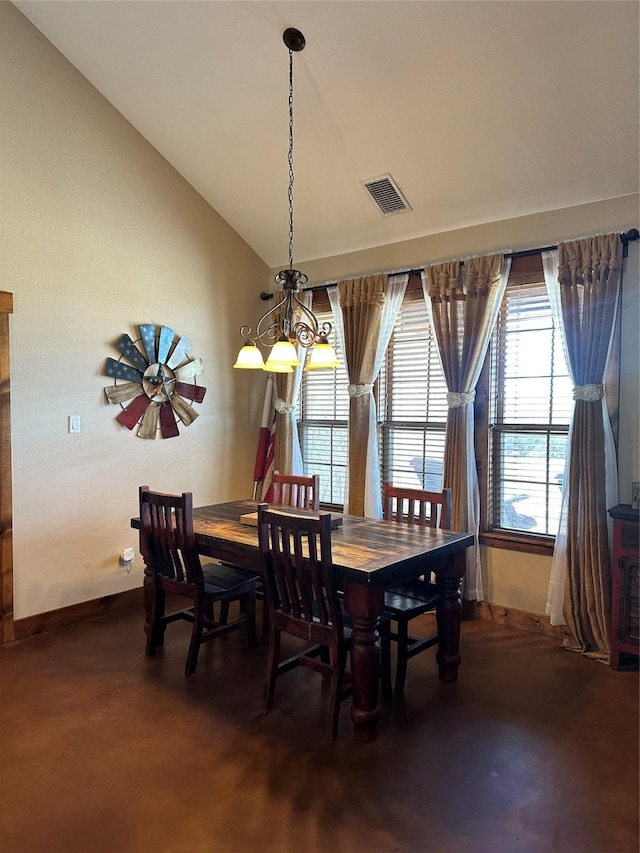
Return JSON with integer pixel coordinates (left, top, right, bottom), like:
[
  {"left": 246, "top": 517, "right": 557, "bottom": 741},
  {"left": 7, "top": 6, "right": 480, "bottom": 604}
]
[
  {"left": 104, "top": 382, "right": 141, "bottom": 405},
  {"left": 116, "top": 394, "right": 150, "bottom": 430},
  {"left": 105, "top": 358, "right": 144, "bottom": 384},
  {"left": 159, "top": 401, "right": 180, "bottom": 438},
  {"left": 174, "top": 358, "right": 203, "bottom": 381},
  {"left": 170, "top": 394, "right": 199, "bottom": 426},
  {"left": 139, "top": 324, "right": 156, "bottom": 364},
  {"left": 137, "top": 401, "right": 159, "bottom": 439},
  {"left": 115, "top": 334, "right": 148, "bottom": 372},
  {"left": 157, "top": 325, "right": 175, "bottom": 365},
  {"left": 174, "top": 382, "right": 206, "bottom": 404},
  {"left": 166, "top": 335, "right": 192, "bottom": 369}
]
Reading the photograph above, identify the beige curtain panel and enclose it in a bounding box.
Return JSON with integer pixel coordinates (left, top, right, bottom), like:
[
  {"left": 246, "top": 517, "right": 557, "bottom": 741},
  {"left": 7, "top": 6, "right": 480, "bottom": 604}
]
[
  {"left": 557, "top": 234, "right": 623, "bottom": 660},
  {"left": 425, "top": 254, "right": 509, "bottom": 599},
  {"left": 338, "top": 275, "right": 387, "bottom": 517}
]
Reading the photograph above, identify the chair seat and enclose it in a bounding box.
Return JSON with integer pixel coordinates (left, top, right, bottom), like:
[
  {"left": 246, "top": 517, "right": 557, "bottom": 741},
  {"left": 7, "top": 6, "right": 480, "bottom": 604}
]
[
  {"left": 384, "top": 580, "right": 437, "bottom": 616},
  {"left": 202, "top": 562, "right": 259, "bottom": 596}
]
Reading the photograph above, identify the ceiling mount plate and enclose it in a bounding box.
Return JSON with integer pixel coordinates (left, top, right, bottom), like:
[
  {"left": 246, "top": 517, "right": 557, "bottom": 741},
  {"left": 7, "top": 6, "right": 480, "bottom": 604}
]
[{"left": 283, "top": 28, "right": 305, "bottom": 52}]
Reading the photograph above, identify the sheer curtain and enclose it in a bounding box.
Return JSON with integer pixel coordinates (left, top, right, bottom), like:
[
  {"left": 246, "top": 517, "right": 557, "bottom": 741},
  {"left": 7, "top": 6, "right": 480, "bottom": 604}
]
[
  {"left": 423, "top": 254, "right": 511, "bottom": 600},
  {"left": 328, "top": 275, "right": 409, "bottom": 517},
  {"left": 273, "top": 290, "right": 311, "bottom": 476},
  {"left": 542, "top": 236, "right": 621, "bottom": 660}
]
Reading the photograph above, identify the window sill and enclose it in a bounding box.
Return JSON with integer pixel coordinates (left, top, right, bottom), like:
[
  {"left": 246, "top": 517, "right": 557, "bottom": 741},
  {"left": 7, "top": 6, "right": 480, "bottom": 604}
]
[{"left": 480, "top": 531, "right": 555, "bottom": 557}]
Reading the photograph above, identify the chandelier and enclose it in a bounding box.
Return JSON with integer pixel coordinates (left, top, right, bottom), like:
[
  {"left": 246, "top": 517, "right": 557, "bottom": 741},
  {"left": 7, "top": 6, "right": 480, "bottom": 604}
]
[{"left": 233, "top": 28, "right": 339, "bottom": 374}]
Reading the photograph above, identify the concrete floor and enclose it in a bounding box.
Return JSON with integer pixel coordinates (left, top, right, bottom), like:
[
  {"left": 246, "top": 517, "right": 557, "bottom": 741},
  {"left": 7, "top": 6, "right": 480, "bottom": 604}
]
[{"left": 0, "top": 605, "right": 638, "bottom": 853}]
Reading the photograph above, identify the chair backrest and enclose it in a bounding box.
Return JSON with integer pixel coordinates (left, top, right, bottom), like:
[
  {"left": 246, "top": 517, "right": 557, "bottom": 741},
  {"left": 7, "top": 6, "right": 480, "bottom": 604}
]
[
  {"left": 383, "top": 484, "right": 452, "bottom": 530},
  {"left": 271, "top": 471, "right": 320, "bottom": 510},
  {"left": 139, "top": 486, "right": 202, "bottom": 589},
  {"left": 256, "top": 503, "right": 342, "bottom": 632}
]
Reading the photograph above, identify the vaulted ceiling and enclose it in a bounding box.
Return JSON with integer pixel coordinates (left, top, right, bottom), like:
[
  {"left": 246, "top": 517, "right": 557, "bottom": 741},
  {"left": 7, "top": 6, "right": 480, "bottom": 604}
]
[{"left": 13, "top": 1, "right": 639, "bottom": 268}]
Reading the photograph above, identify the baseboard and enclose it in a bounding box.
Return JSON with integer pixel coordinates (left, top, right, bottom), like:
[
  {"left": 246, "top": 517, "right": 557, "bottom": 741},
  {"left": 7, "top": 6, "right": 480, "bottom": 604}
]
[
  {"left": 12, "top": 587, "right": 144, "bottom": 641},
  {"left": 468, "top": 600, "right": 569, "bottom": 639}
]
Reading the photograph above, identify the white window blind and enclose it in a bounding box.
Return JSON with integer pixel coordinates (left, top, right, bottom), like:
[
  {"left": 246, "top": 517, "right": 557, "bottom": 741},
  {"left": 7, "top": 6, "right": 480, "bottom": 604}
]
[
  {"left": 298, "top": 307, "right": 349, "bottom": 505},
  {"left": 489, "top": 279, "right": 572, "bottom": 535},
  {"left": 379, "top": 296, "right": 448, "bottom": 491}
]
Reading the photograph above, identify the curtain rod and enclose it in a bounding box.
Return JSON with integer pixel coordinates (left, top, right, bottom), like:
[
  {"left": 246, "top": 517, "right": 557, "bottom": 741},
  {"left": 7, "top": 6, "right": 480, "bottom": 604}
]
[{"left": 261, "top": 227, "right": 639, "bottom": 299}]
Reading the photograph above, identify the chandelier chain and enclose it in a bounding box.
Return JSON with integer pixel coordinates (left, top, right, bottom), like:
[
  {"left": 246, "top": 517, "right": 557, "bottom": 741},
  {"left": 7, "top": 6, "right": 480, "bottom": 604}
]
[{"left": 288, "top": 48, "right": 295, "bottom": 270}]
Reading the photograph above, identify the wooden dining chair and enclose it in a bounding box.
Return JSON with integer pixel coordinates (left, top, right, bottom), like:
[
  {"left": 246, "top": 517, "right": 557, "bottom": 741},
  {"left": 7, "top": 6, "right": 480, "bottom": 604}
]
[
  {"left": 257, "top": 502, "right": 391, "bottom": 742},
  {"left": 271, "top": 470, "right": 320, "bottom": 510},
  {"left": 222, "top": 470, "right": 321, "bottom": 637},
  {"left": 382, "top": 484, "right": 453, "bottom": 694},
  {"left": 140, "top": 486, "right": 259, "bottom": 676}
]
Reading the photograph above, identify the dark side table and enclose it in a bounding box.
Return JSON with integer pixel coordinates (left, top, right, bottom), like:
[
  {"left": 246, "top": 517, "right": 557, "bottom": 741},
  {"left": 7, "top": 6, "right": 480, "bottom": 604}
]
[{"left": 608, "top": 504, "right": 640, "bottom": 669}]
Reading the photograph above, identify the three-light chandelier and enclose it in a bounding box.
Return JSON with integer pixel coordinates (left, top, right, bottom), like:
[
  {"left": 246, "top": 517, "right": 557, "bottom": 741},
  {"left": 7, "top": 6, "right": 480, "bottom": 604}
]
[{"left": 233, "top": 28, "right": 338, "bottom": 374}]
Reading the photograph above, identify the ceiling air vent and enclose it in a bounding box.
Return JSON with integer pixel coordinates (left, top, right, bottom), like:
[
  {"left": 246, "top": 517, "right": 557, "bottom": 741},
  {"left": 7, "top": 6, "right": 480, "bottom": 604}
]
[{"left": 361, "top": 174, "right": 411, "bottom": 217}]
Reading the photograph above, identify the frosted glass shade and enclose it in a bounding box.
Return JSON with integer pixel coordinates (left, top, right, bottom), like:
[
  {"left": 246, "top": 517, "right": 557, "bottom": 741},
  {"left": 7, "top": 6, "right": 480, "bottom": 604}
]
[
  {"left": 304, "top": 341, "right": 339, "bottom": 370},
  {"left": 233, "top": 342, "right": 265, "bottom": 369},
  {"left": 264, "top": 338, "right": 300, "bottom": 371}
]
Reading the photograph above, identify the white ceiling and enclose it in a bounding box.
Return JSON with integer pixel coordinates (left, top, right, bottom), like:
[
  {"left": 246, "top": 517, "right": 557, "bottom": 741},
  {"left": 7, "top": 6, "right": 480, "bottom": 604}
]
[{"left": 13, "top": 1, "right": 639, "bottom": 269}]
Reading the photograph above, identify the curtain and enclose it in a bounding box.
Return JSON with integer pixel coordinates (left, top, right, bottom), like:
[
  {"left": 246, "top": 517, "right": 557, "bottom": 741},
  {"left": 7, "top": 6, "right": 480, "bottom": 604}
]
[
  {"left": 272, "top": 290, "right": 312, "bottom": 476},
  {"left": 332, "top": 275, "right": 387, "bottom": 517},
  {"left": 423, "top": 254, "right": 511, "bottom": 600},
  {"left": 542, "top": 235, "right": 622, "bottom": 660}
]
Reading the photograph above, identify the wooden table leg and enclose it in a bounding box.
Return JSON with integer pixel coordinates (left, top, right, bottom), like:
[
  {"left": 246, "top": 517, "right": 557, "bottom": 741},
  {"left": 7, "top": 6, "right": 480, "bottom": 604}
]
[
  {"left": 434, "top": 549, "right": 465, "bottom": 681},
  {"left": 343, "top": 580, "right": 385, "bottom": 743}
]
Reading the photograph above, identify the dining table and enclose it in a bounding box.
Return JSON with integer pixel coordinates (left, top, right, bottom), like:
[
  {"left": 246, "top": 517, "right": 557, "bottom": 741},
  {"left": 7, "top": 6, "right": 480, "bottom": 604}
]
[{"left": 132, "top": 499, "right": 474, "bottom": 743}]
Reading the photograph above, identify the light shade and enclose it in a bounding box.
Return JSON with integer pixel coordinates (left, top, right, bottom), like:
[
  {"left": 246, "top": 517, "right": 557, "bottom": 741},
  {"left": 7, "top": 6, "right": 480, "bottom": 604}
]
[
  {"left": 264, "top": 337, "right": 301, "bottom": 371},
  {"left": 233, "top": 342, "right": 265, "bottom": 369},
  {"left": 305, "top": 340, "right": 340, "bottom": 371},
  {"left": 262, "top": 362, "right": 293, "bottom": 374}
]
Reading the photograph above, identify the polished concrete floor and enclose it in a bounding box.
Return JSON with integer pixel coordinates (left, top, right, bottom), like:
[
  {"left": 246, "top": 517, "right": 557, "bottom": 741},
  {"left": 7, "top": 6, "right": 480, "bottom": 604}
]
[{"left": 1, "top": 604, "right": 638, "bottom": 853}]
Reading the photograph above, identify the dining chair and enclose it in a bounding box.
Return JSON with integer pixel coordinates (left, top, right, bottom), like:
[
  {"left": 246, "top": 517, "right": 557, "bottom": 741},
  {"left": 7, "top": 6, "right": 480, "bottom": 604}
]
[
  {"left": 271, "top": 470, "right": 320, "bottom": 510},
  {"left": 382, "top": 484, "right": 453, "bottom": 694},
  {"left": 221, "top": 470, "right": 321, "bottom": 636},
  {"left": 140, "top": 486, "right": 259, "bottom": 676},
  {"left": 257, "top": 502, "right": 392, "bottom": 742}
]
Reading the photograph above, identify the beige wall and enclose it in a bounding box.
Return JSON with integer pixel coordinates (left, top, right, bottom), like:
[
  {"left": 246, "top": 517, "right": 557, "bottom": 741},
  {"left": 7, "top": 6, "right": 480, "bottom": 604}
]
[
  {"left": 281, "top": 199, "right": 640, "bottom": 616},
  {"left": 1, "top": 4, "right": 269, "bottom": 619}
]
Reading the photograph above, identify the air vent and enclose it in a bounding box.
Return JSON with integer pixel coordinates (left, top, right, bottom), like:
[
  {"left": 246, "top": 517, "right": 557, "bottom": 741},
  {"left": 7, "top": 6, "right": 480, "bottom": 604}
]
[{"left": 361, "top": 174, "right": 411, "bottom": 216}]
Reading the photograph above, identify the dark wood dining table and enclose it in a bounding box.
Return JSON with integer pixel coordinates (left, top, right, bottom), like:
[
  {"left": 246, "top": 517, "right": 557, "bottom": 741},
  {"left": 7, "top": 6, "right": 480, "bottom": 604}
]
[{"left": 132, "top": 499, "right": 474, "bottom": 742}]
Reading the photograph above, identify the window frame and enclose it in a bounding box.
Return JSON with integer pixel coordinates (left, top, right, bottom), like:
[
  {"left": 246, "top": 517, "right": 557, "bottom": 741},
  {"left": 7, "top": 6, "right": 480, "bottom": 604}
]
[{"left": 475, "top": 253, "right": 620, "bottom": 556}]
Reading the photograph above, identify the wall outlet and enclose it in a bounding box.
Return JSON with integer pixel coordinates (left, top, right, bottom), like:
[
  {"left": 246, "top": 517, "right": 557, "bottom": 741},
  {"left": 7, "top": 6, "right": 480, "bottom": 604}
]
[{"left": 120, "top": 547, "right": 135, "bottom": 572}]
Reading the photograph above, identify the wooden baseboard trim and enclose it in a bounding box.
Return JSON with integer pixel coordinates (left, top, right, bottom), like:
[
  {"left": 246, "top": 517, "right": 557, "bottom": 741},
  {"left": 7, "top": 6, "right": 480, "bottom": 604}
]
[
  {"left": 12, "top": 587, "right": 144, "bottom": 641},
  {"left": 468, "top": 600, "right": 569, "bottom": 639}
]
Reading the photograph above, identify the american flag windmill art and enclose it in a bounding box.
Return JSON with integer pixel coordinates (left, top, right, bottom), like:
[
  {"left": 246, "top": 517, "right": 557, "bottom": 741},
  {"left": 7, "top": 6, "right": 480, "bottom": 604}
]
[{"left": 103, "top": 324, "right": 206, "bottom": 439}]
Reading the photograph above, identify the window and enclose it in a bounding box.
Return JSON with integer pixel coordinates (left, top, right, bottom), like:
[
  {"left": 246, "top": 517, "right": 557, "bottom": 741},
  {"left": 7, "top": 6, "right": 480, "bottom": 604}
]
[
  {"left": 299, "top": 259, "right": 581, "bottom": 555},
  {"left": 479, "top": 256, "right": 573, "bottom": 547},
  {"left": 298, "top": 305, "right": 349, "bottom": 505},
  {"left": 378, "top": 292, "right": 448, "bottom": 491},
  {"left": 299, "top": 282, "right": 448, "bottom": 505}
]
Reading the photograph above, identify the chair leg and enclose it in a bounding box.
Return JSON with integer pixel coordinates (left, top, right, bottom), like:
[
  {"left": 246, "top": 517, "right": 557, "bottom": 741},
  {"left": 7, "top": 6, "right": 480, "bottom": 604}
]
[
  {"left": 145, "top": 585, "right": 166, "bottom": 656},
  {"left": 244, "top": 589, "right": 258, "bottom": 649},
  {"left": 219, "top": 600, "right": 230, "bottom": 625},
  {"left": 263, "top": 625, "right": 281, "bottom": 713},
  {"left": 185, "top": 600, "right": 205, "bottom": 677},
  {"left": 260, "top": 598, "right": 270, "bottom": 641},
  {"left": 320, "top": 644, "right": 331, "bottom": 679},
  {"left": 394, "top": 618, "right": 409, "bottom": 694},
  {"left": 327, "top": 644, "right": 346, "bottom": 743}
]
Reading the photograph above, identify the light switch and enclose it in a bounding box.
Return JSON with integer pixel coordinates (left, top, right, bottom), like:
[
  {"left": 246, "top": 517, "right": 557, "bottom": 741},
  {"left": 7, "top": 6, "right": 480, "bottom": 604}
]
[{"left": 69, "top": 415, "right": 81, "bottom": 434}]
